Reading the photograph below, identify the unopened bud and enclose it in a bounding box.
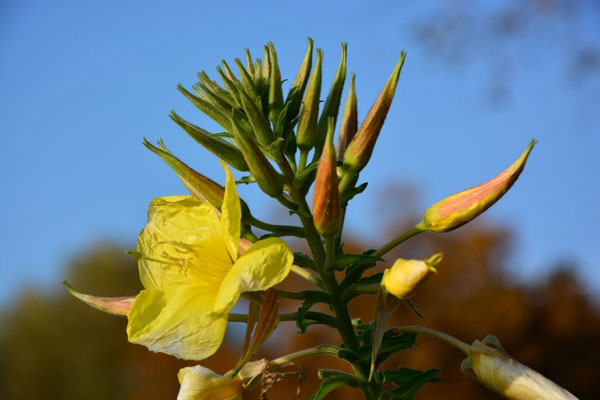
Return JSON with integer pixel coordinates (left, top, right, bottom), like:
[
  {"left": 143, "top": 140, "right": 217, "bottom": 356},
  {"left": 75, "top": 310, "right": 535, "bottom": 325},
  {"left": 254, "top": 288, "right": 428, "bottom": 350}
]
[
  {"left": 343, "top": 52, "right": 405, "bottom": 173},
  {"left": 296, "top": 49, "right": 323, "bottom": 151},
  {"left": 286, "top": 37, "right": 314, "bottom": 121},
  {"left": 314, "top": 42, "right": 347, "bottom": 159},
  {"left": 337, "top": 73, "right": 358, "bottom": 160},
  {"left": 170, "top": 111, "right": 248, "bottom": 171},
  {"left": 267, "top": 42, "right": 284, "bottom": 123},
  {"left": 381, "top": 254, "right": 442, "bottom": 300},
  {"left": 238, "top": 88, "right": 273, "bottom": 146},
  {"left": 312, "top": 119, "right": 341, "bottom": 236},
  {"left": 423, "top": 140, "right": 537, "bottom": 233},
  {"left": 230, "top": 114, "right": 283, "bottom": 198},
  {"left": 144, "top": 139, "right": 225, "bottom": 208},
  {"left": 466, "top": 338, "right": 577, "bottom": 400}
]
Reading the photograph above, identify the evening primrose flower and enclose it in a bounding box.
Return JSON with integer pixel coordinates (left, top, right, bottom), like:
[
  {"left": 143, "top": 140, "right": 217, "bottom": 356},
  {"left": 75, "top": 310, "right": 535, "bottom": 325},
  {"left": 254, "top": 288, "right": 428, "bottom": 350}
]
[
  {"left": 381, "top": 254, "right": 442, "bottom": 300},
  {"left": 177, "top": 359, "right": 267, "bottom": 400},
  {"left": 67, "top": 162, "right": 293, "bottom": 361}
]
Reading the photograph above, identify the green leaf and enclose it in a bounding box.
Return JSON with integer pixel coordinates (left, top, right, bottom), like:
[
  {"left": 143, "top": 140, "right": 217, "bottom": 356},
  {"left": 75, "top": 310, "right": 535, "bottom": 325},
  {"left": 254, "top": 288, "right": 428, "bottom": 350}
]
[
  {"left": 372, "top": 332, "right": 417, "bottom": 366},
  {"left": 331, "top": 254, "right": 382, "bottom": 271},
  {"left": 340, "top": 182, "right": 368, "bottom": 207},
  {"left": 293, "top": 252, "right": 315, "bottom": 270},
  {"left": 386, "top": 368, "right": 441, "bottom": 399},
  {"left": 340, "top": 249, "right": 379, "bottom": 290},
  {"left": 310, "top": 370, "right": 360, "bottom": 400},
  {"left": 236, "top": 175, "right": 256, "bottom": 185},
  {"left": 296, "top": 291, "right": 331, "bottom": 334}
]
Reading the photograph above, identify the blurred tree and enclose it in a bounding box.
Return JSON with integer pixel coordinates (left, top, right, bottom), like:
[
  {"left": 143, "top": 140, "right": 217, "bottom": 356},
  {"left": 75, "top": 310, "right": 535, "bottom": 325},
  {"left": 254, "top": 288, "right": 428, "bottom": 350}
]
[
  {"left": 411, "top": 0, "right": 600, "bottom": 104},
  {"left": 1, "top": 217, "right": 599, "bottom": 398}
]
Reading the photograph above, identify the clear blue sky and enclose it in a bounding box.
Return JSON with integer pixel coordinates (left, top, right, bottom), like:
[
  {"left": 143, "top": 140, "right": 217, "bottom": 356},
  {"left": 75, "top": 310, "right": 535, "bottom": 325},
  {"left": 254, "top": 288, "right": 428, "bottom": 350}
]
[{"left": 1, "top": 1, "right": 599, "bottom": 303}]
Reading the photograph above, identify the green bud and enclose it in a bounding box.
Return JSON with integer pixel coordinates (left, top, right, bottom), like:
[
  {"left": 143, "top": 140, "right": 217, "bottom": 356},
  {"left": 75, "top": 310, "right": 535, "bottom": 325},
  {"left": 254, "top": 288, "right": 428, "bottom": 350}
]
[
  {"left": 238, "top": 88, "right": 273, "bottom": 146},
  {"left": 262, "top": 45, "right": 271, "bottom": 82},
  {"left": 244, "top": 48, "right": 255, "bottom": 76},
  {"left": 314, "top": 42, "right": 347, "bottom": 160},
  {"left": 267, "top": 42, "right": 284, "bottom": 123},
  {"left": 216, "top": 65, "right": 242, "bottom": 107},
  {"left": 296, "top": 49, "right": 323, "bottom": 152},
  {"left": 312, "top": 119, "right": 341, "bottom": 236},
  {"left": 285, "top": 37, "right": 314, "bottom": 121},
  {"left": 170, "top": 111, "right": 248, "bottom": 171},
  {"left": 143, "top": 139, "right": 225, "bottom": 208},
  {"left": 230, "top": 114, "right": 283, "bottom": 198},
  {"left": 221, "top": 60, "right": 237, "bottom": 82},
  {"left": 177, "top": 84, "right": 231, "bottom": 131},
  {"left": 234, "top": 58, "right": 258, "bottom": 99},
  {"left": 336, "top": 73, "right": 358, "bottom": 160},
  {"left": 343, "top": 51, "right": 406, "bottom": 173}
]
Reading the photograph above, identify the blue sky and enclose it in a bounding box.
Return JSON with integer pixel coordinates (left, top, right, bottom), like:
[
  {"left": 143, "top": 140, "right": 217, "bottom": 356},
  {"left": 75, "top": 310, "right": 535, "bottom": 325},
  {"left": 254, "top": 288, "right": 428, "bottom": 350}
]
[{"left": 1, "top": 1, "right": 599, "bottom": 303}]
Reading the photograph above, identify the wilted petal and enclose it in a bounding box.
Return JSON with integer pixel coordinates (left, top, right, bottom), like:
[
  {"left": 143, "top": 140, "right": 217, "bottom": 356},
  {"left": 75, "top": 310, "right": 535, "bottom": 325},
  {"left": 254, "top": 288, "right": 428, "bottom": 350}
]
[
  {"left": 64, "top": 282, "right": 135, "bottom": 316},
  {"left": 177, "top": 365, "right": 242, "bottom": 400}
]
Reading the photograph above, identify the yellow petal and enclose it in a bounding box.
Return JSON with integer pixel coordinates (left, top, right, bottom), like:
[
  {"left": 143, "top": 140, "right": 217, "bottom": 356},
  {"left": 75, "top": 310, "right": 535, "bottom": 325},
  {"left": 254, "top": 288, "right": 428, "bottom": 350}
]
[
  {"left": 213, "top": 237, "right": 293, "bottom": 314},
  {"left": 127, "top": 286, "right": 227, "bottom": 360},
  {"left": 177, "top": 365, "right": 242, "bottom": 400},
  {"left": 137, "top": 196, "right": 231, "bottom": 292},
  {"left": 220, "top": 161, "right": 241, "bottom": 262}
]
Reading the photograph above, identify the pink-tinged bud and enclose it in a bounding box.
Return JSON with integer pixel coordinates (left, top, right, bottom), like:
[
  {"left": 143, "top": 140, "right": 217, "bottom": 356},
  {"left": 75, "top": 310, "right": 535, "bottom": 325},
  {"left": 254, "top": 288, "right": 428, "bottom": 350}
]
[
  {"left": 423, "top": 140, "right": 537, "bottom": 233},
  {"left": 337, "top": 73, "right": 358, "bottom": 160},
  {"left": 381, "top": 254, "right": 442, "bottom": 300},
  {"left": 465, "top": 338, "right": 577, "bottom": 400},
  {"left": 312, "top": 119, "right": 342, "bottom": 236},
  {"left": 343, "top": 52, "right": 405, "bottom": 173},
  {"left": 63, "top": 281, "right": 135, "bottom": 316}
]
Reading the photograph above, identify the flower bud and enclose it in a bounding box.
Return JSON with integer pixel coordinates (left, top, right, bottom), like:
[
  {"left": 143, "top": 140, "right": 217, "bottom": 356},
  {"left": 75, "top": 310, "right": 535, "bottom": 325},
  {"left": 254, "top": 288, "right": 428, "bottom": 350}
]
[
  {"left": 286, "top": 37, "right": 314, "bottom": 121},
  {"left": 170, "top": 111, "right": 249, "bottom": 171},
  {"left": 312, "top": 119, "right": 342, "bottom": 236},
  {"left": 423, "top": 140, "right": 537, "bottom": 233},
  {"left": 314, "top": 42, "right": 347, "bottom": 160},
  {"left": 177, "top": 84, "right": 232, "bottom": 132},
  {"left": 381, "top": 254, "right": 442, "bottom": 300},
  {"left": 296, "top": 49, "right": 323, "bottom": 152},
  {"left": 64, "top": 281, "right": 135, "bottom": 316},
  {"left": 466, "top": 339, "right": 577, "bottom": 400},
  {"left": 267, "top": 42, "right": 284, "bottom": 123},
  {"left": 143, "top": 139, "right": 225, "bottom": 208},
  {"left": 238, "top": 86, "right": 273, "bottom": 146},
  {"left": 234, "top": 58, "right": 258, "bottom": 99},
  {"left": 230, "top": 114, "right": 283, "bottom": 198},
  {"left": 337, "top": 73, "right": 358, "bottom": 160},
  {"left": 343, "top": 52, "right": 405, "bottom": 173}
]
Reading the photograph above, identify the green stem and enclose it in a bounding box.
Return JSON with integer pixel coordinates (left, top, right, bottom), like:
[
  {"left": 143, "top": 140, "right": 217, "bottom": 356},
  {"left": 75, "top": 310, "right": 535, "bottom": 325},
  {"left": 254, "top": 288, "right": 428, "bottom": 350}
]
[
  {"left": 389, "top": 325, "right": 471, "bottom": 355},
  {"left": 338, "top": 171, "right": 356, "bottom": 194},
  {"left": 246, "top": 215, "right": 305, "bottom": 237},
  {"left": 291, "top": 265, "right": 323, "bottom": 287},
  {"left": 298, "top": 149, "right": 309, "bottom": 174},
  {"left": 373, "top": 223, "right": 425, "bottom": 258}
]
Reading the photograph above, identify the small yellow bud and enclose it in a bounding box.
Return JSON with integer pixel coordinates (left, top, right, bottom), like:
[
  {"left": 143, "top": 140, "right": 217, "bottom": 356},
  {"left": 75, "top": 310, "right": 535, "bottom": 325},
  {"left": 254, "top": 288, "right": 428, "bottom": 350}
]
[
  {"left": 381, "top": 254, "right": 442, "bottom": 300},
  {"left": 423, "top": 140, "right": 536, "bottom": 232},
  {"left": 467, "top": 339, "right": 577, "bottom": 400}
]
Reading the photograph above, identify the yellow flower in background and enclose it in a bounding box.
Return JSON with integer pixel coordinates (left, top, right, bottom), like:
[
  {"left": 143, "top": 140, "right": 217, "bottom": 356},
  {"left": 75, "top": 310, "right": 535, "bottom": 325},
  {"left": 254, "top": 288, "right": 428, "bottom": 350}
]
[
  {"left": 126, "top": 162, "right": 293, "bottom": 360},
  {"left": 381, "top": 254, "right": 442, "bottom": 300}
]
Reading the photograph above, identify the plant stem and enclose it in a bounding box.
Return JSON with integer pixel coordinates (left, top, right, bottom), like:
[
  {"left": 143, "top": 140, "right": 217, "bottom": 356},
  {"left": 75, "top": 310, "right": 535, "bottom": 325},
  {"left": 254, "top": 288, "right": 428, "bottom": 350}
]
[
  {"left": 338, "top": 171, "right": 356, "bottom": 194},
  {"left": 298, "top": 149, "right": 309, "bottom": 174},
  {"left": 373, "top": 223, "right": 425, "bottom": 258},
  {"left": 246, "top": 215, "right": 305, "bottom": 237},
  {"left": 389, "top": 325, "right": 471, "bottom": 355}
]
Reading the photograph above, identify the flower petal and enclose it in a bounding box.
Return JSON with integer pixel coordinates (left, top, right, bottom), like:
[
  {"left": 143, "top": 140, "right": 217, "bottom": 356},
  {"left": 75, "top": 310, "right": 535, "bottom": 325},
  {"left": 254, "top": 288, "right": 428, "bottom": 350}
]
[
  {"left": 177, "top": 365, "right": 242, "bottom": 400},
  {"left": 220, "top": 161, "right": 241, "bottom": 262},
  {"left": 127, "top": 286, "right": 227, "bottom": 360},
  {"left": 213, "top": 237, "right": 293, "bottom": 314},
  {"left": 137, "top": 196, "right": 231, "bottom": 292}
]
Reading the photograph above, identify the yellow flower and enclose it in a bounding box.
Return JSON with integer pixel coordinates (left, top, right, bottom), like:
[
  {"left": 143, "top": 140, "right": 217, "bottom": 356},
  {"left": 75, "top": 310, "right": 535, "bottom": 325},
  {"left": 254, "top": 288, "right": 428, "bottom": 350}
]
[
  {"left": 177, "top": 359, "right": 267, "bottom": 400},
  {"left": 126, "top": 162, "right": 293, "bottom": 360},
  {"left": 381, "top": 254, "right": 442, "bottom": 300}
]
